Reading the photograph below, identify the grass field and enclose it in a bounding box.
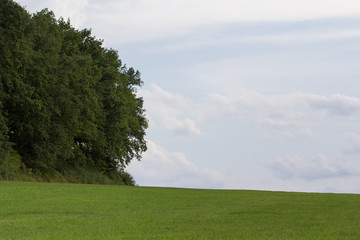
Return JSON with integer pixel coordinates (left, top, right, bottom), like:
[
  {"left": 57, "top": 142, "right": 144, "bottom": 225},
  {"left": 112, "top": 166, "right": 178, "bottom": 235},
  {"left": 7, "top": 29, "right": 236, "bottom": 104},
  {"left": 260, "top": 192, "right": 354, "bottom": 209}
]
[{"left": 0, "top": 181, "right": 359, "bottom": 239}]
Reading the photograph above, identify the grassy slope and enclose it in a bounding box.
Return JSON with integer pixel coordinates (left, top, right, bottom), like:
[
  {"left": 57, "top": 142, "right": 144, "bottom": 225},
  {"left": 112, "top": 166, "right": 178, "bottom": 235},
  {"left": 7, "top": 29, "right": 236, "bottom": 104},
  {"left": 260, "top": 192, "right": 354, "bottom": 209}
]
[{"left": 0, "top": 181, "right": 359, "bottom": 239}]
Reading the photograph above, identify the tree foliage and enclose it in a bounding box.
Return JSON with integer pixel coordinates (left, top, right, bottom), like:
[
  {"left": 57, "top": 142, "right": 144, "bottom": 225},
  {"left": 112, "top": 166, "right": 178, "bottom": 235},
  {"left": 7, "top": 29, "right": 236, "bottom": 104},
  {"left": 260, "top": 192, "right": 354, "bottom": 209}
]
[{"left": 0, "top": 0, "right": 147, "bottom": 184}]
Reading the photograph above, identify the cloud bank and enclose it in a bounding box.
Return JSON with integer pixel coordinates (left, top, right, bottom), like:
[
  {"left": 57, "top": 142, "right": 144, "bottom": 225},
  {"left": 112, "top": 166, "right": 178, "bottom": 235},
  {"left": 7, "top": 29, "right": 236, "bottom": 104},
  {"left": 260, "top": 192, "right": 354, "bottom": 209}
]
[
  {"left": 140, "top": 84, "right": 202, "bottom": 137},
  {"left": 19, "top": 0, "right": 88, "bottom": 27},
  {"left": 87, "top": 0, "right": 360, "bottom": 42},
  {"left": 127, "top": 140, "right": 226, "bottom": 189},
  {"left": 342, "top": 133, "right": 360, "bottom": 154},
  {"left": 268, "top": 154, "right": 360, "bottom": 180},
  {"left": 19, "top": 0, "right": 360, "bottom": 43},
  {"left": 142, "top": 84, "right": 360, "bottom": 141}
]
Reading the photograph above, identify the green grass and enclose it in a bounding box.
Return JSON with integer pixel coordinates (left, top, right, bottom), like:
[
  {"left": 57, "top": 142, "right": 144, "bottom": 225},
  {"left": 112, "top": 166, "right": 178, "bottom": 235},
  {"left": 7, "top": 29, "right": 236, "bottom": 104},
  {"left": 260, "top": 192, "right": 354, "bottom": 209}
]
[{"left": 0, "top": 181, "right": 359, "bottom": 239}]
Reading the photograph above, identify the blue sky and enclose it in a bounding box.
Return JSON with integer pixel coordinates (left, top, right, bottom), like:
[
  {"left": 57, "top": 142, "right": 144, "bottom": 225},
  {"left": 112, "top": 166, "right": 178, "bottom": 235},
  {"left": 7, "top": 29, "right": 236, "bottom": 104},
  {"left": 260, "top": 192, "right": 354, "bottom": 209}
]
[{"left": 17, "top": 0, "right": 360, "bottom": 193}]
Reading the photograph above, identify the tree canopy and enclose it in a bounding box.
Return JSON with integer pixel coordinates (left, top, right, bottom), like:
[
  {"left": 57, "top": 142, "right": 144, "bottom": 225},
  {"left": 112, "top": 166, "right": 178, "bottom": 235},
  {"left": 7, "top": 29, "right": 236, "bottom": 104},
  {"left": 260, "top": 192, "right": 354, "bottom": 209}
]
[{"left": 0, "top": 0, "right": 148, "bottom": 184}]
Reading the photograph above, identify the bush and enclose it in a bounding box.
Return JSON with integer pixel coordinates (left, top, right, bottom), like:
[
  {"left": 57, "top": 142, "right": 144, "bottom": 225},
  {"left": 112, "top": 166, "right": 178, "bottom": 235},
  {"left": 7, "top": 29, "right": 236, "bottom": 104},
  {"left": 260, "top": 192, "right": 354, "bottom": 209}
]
[
  {"left": 0, "top": 149, "right": 24, "bottom": 180},
  {"left": 107, "top": 169, "right": 136, "bottom": 186}
]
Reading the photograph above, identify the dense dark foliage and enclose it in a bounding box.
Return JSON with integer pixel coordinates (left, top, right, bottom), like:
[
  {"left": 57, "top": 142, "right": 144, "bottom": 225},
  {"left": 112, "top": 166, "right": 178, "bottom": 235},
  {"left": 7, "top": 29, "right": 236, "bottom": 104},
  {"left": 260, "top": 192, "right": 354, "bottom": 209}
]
[{"left": 0, "top": 0, "right": 147, "bottom": 185}]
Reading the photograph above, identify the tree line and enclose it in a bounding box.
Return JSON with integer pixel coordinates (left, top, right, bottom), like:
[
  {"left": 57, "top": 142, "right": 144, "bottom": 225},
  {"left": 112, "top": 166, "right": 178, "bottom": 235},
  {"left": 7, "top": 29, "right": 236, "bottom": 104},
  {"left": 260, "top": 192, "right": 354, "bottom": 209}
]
[{"left": 0, "top": 0, "right": 148, "bottom": 184}]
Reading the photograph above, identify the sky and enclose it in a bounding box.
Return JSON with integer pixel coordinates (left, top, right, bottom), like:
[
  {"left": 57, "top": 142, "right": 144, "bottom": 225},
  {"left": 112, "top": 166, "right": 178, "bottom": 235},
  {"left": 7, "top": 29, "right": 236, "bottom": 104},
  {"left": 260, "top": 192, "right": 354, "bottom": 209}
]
[{"left": 16, "top": 0, "right": 360, "bottom": 193}]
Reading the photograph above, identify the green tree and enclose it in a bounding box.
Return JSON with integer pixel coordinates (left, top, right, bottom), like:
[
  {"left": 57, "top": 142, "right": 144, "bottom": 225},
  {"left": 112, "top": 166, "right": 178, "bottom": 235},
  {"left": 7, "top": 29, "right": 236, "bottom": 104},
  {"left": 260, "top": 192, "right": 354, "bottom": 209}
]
[{"left": 0, "top": 0, "right": 147, "bottom": 184}]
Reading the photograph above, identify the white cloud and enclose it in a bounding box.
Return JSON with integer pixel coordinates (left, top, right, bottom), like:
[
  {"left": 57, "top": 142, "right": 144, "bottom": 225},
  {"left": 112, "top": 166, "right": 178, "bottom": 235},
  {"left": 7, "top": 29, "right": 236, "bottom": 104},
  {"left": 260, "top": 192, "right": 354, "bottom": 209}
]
[
  {"left": 259, "top": 118, "right": 301, "bottom": 130},
  {"left": 140, "top": 84, "right": 202, "bottom": 137},
  {"left": 308, "top": 93, "right": 360, "bottom": 116},
  {"left": 342, "top": 132, "right": 360, "bottom": 154},
  {"left": 268, "top": 154, "right": 360, "bottom": 180},
  {"left": 17, "top": 0, "right": 360, "bottom": 44},
  {"left": 280, "top": 128, "right": 316, "bottom": 140},
  {"left": 18, "top": 0, "right": 88, "bottom": 27},
  {"left": 141, "top": 84, "right": 360, "bottom": 140},
  {"left": 90, "top": 0, "right": 360, "bottom": 41},
  {"left": 233, "top": 29, "right": 360, "bottom": 44},
  {"left": 324, "top": 179, "right": 360, "bottom": 193},
  {"left": 206, "top": 92, "right": 360, "bottom": 134},
  {"left": 104, "top": 0, "right": 360, "bottom": 42},
  {"left": 153, "top": 28, "right": 360, "bottom": 54},
  {"left": 127, "top": 140, "right": 226, "bottom": 188},
  {"left": 208, "top": 92, "right": 360, "bottom": 118}
]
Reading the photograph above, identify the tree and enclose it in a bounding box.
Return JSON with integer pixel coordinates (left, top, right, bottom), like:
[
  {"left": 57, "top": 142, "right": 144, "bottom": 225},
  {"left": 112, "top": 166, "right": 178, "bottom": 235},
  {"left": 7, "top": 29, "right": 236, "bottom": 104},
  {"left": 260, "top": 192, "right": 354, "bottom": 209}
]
[{"left": 0, "top": 0, "right": 147, "bottom": 184}]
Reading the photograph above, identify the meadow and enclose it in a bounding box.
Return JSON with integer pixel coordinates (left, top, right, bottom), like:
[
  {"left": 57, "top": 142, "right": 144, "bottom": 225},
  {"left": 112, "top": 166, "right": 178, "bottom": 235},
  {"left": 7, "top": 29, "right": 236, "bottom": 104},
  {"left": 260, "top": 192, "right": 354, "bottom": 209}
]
[{"left": 0, "top": 181, "right": 359, "bottom": 239}]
